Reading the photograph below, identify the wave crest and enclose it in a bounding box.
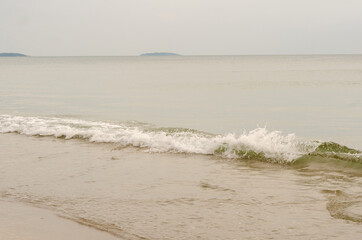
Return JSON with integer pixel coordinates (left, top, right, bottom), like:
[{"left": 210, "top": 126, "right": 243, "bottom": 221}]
[
  {"left": 1, "top": 115, "right": 360, "bottom": 164},
  {"left": 0, "top": 115, "right": 319, "bottom": 163}
]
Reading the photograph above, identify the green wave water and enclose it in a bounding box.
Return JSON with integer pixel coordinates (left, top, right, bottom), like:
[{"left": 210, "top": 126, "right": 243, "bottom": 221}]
[{"left": 1, "top": 115, "right": 361, "bottom": 171}]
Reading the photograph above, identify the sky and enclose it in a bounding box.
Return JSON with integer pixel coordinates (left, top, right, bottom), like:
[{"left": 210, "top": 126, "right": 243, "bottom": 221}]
[{"left": 1, "top": 0, "right": 362, "bottom": 56}]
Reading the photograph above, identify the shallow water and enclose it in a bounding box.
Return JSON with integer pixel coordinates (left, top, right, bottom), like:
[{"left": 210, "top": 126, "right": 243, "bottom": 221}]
[
  {"left": 1, "top": 55, "right": 362, "bottom": 148},
  {"left": 0, "top": 55, "right": 362, "bottom": 239},
  {"left": 1, "top": 134, "right": 361, "bottom": 239}
]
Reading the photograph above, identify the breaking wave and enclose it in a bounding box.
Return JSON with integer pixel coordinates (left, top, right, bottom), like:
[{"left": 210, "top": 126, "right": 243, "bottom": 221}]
[{"left": 0, "top": 115, "right": 361, "bottom": 164}]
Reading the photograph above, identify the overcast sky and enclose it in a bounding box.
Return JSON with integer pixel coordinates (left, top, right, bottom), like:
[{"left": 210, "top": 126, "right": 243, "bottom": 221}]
[{"left": 1, "top": 0, "right": 362, "bottom": 56}]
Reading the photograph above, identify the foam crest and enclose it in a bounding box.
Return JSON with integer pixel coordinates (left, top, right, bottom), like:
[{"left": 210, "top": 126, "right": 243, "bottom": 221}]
[{"left": 0, "top": 115, "right": 318, "bottom": 162}]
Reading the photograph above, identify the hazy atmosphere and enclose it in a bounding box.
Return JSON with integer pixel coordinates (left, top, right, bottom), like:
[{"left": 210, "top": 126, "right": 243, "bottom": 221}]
[
  {"left": 2, "top": 0, "right": 362, "bottom": 56},
  {"left": 1, "top": 1, "right": 362, "bottom": 239}
]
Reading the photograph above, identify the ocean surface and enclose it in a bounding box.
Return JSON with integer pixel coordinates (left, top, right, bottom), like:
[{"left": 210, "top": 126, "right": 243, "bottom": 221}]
[{"left": 0, "top": 55, "right": 361, "bottom": 239}]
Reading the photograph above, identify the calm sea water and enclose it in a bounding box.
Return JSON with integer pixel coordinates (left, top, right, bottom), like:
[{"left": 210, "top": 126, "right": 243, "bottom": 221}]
[
  {"left": 1, "top": 56, "right": 362, "bottom": 239},
  {"left": 1, "top": 55, "right": 362, "bottom": 148}
]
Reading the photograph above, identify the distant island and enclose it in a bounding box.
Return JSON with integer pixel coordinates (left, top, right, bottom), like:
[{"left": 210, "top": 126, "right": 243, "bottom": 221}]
[
  {"left": 0, "top": 53, "right": 27, "bottom": 57},
  {"left": 140, "top": 52, "right": 180, "bottom": 56}
]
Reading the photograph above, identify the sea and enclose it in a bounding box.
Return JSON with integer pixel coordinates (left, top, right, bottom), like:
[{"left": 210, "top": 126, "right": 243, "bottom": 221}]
[{"left": 0, "top": 55, "right": 361, "bottom": 239}]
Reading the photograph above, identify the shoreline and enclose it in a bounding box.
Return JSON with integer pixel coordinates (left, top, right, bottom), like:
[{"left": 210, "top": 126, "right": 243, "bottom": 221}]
[
  {"left": 0, "top": 200, "right": 120, "bottom": 240},
  {"left": 1, "top": 133, "right": 361, "bottom": 239}
]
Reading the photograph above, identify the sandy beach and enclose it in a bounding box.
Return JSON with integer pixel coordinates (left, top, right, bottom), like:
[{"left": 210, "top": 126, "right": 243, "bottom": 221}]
[
  {"left": 1, "top": 133, "right": 361, "bottom": 239},
  {"left": 0, "top": 200, "right": 119, "bottom": 240}
]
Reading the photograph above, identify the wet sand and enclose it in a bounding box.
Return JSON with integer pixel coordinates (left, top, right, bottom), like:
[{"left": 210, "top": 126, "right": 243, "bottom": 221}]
[
  {"left": 0, "top": 133, "right": 361, "bottom": 239},
  {"left": 0, "top": 200, "right": 119, "bottom": 240}
]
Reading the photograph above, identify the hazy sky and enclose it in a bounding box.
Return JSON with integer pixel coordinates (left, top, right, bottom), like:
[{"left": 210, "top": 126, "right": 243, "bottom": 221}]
[{"left": 1, "top": 0, "right": 362, "bottom": 56}]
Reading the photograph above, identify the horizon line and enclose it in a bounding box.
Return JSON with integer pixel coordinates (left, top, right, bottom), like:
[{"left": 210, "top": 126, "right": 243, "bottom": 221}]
[{"left": 3, "top": 53, "right": 362, "bottom": 57}]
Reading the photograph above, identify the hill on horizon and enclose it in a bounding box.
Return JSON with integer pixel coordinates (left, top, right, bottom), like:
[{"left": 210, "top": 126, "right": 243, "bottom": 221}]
[
  {"left": 0, "top": 53, "right": 27, "bottom": 57},
  {"left": 140, "top": 52, "right": 180, "bottom": 56}
]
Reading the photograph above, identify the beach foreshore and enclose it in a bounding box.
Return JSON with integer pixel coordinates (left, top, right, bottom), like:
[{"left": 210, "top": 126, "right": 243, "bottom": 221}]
[
  {"left": 0, "top": 200, "right": 120, "bottom": 240},
  {"left": 1, "top": 133, "right": 361, "bottom": 239}
]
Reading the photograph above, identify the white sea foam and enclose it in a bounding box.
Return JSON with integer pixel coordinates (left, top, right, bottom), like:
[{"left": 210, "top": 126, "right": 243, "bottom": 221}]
[{"left": 0, "top": 115, "right": 318, "bottom": 162}]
